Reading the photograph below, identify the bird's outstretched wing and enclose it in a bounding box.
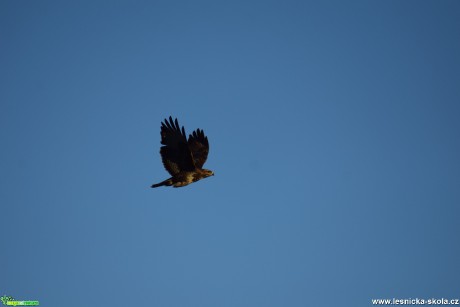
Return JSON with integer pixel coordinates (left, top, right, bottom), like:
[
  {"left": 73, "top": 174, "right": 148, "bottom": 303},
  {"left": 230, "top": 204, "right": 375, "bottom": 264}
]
[
  {"left": 159, "top": 117, "right": 196, "bottom": 175},
  {"left": 188, "top": 128, "right": 209, "bottom": 169}
]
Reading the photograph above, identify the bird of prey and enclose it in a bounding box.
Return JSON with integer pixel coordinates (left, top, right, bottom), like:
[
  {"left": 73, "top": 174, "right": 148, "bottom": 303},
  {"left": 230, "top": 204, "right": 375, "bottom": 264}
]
[{"left": 151, "top": 116, "right": 214, "bottom": 188}]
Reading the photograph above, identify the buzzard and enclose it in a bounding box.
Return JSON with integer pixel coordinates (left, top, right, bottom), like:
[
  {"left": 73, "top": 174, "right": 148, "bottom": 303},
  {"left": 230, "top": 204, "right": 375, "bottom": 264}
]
[{"left": 151, "top": 116, "right": 214, "bottom": 188}]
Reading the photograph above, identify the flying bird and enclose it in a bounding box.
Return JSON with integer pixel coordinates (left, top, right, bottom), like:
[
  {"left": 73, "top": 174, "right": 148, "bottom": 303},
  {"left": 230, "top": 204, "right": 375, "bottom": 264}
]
[{"left": 151, "top": 116, "right": 214, "bottom": 188}]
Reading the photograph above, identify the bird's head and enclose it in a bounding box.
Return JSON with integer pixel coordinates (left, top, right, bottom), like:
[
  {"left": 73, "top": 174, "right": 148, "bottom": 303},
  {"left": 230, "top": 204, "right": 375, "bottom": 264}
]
[{"left": 202, "top": 169, "right": 214, "bottom": 178}]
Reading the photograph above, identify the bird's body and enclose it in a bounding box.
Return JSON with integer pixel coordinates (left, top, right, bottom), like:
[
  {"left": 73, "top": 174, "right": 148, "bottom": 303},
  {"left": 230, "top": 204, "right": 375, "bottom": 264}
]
[
  {"left": 151, "top": 169, "right": 214, "bottom": 188},
  {"left": 151, "top": 117, "right": 214, "bottom": 188}
]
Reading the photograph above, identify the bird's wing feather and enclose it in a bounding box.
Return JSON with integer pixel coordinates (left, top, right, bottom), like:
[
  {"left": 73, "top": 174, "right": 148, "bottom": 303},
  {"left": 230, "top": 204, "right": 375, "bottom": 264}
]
[
  {"left": 188, "top": 128, "right": 209, "bottom": 169},
  {"left": 159, "top": 117, "right": 196, "bottom": 175}
]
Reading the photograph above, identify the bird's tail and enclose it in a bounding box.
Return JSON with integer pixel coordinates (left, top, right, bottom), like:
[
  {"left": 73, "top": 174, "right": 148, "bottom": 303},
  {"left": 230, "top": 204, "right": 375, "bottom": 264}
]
[{"left": 151, "top": 179, "right": 171, "bottom": 188}]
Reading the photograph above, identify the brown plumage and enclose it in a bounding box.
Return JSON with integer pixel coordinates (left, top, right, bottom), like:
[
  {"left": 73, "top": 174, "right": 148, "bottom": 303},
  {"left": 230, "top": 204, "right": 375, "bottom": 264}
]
[{"left": 151, "top": 117, "right": 214, "bottom": 188}]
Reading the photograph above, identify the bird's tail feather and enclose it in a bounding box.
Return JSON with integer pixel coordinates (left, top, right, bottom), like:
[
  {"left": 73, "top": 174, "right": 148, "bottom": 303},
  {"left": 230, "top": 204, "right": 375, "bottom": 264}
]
[{"left": 151, "top": 179, "right": 171, "bottom": 188}]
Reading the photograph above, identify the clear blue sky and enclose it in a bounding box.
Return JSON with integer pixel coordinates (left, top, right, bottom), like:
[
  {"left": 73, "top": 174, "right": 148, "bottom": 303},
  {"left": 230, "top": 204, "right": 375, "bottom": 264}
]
[{"left": 1, "top": 1, "right": 459, "bottom": 306}]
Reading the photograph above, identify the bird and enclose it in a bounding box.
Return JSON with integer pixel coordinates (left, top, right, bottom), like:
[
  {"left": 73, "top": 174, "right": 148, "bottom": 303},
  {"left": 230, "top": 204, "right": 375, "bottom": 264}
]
[{"left": 151, "top": 116, "right": 214, "bottom": 188}]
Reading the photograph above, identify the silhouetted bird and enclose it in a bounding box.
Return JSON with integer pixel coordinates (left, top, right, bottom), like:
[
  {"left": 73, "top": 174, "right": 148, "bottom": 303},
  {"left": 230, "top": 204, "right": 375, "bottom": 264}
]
[{"left": 151, "top": 117, "right": 214, "bottom": 188}]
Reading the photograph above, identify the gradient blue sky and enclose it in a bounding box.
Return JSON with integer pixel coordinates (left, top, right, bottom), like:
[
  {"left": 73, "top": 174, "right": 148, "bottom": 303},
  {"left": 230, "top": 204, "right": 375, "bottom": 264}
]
[{"left": 1, "top": 1, "right": 459, "bottom": 306}]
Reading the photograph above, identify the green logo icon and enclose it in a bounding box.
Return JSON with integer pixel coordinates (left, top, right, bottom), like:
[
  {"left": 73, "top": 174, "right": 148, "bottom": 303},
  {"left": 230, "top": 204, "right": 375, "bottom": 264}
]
[
  {"left": 0, "top": 297, "right": 13, "bottom": 305},
  {"left": 1, "top": 295, "right": 39, "bottom": 306}
]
